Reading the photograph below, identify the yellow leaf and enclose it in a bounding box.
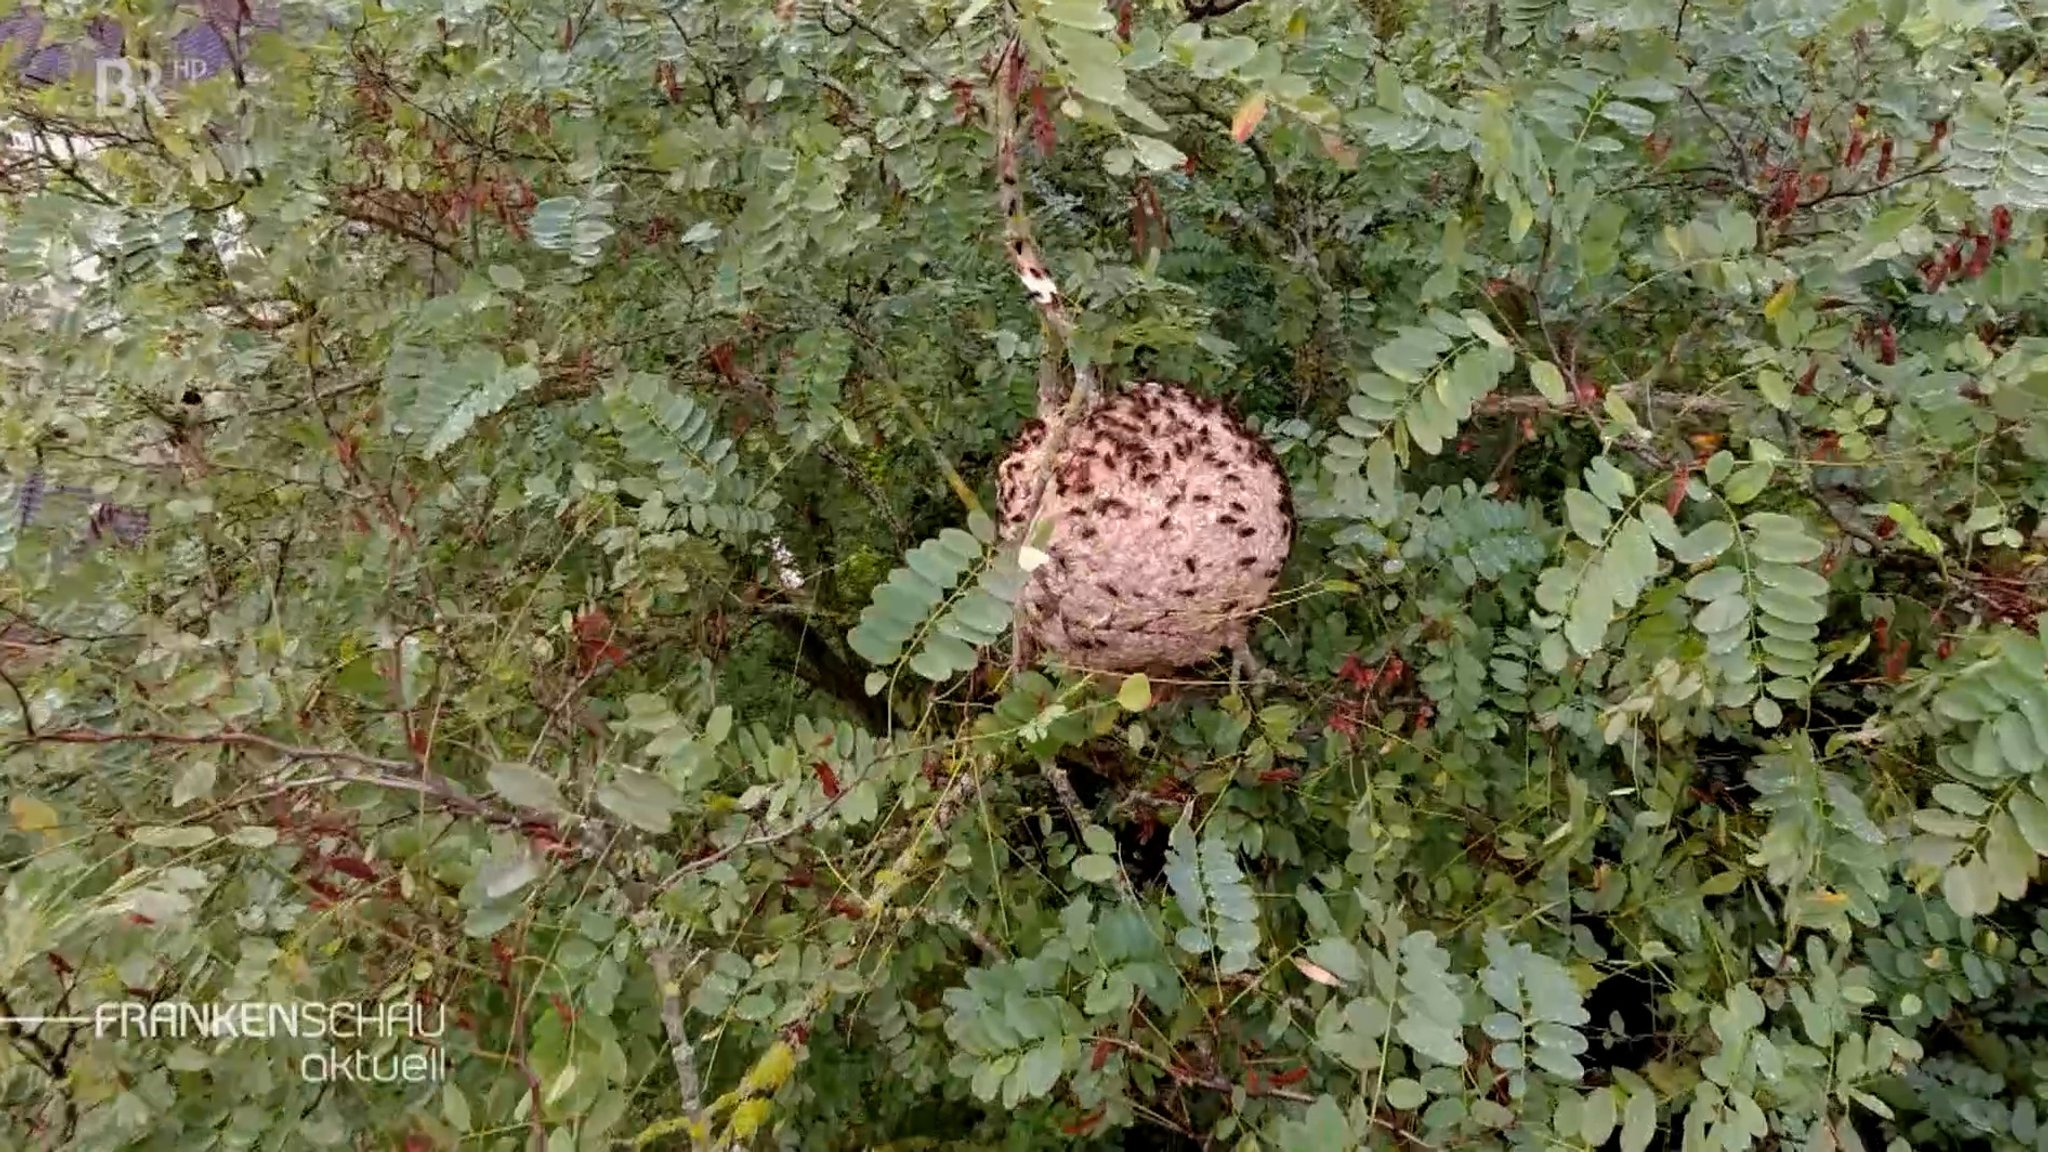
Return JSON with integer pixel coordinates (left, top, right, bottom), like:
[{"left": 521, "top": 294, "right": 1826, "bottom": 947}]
[
  {"left": 1231, "top": 93, "right": 1269, "bottom": 143},
  {"left": 9, "top": 795, "right": 57, "bottom": 834},
  {"left": 1117, "top": 673, "right": 1152, "bottom": 712},
  {"left": 1763, "top": 280, "right": 1796, "bottom": 320}
]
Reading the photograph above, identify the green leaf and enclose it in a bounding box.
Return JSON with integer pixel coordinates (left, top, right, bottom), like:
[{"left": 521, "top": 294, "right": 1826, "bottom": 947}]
[
  {"left": 1307, "top": 937, "right": 1366, "bottom": 983},
  {"left": 1129, "top": 135, "right": 1186, "bottom": 172},
  {"left": 596, "top": 768, "right": 680, "bottom": 833},
  {"left": 131, "top": 825, "right": 216, "bottom": 849},
  {"left": 1724, "top": 463, "right": 1773, "bottom": 504},
  {"left": 1050, "top": 25, "right": 1127, "bottom": 105},
  {"left": 1672, "top": 521, "right": 1736, "bottom": 564},
  {"left": 1694, "top": 595, "right": 1747, "bottom": 635},
  {"left": 1385, "top": 1078, "right": 1427, "bottom": 1110},
  {"left": 1041, "top": 0, "right": 1117, "bottom": 29},
  {"left": 1073, "top": 854, "right": 1119, "bottom": 884},
  {"left": 2009, "top": 789, "right": 2048, "bottom": 854},
  {"left": 1528, "top": 358, "right": 1568, "bottom": 403},
  {"left": 1582, "top": 1087, "right": 1620, "bottom": 1146},
  {"left": 1564, "top": 490, "right": 1612, "bottom": 545},
  {"left": 1621, "top": 1088, "right": 1657, "bottom": 1152},
  {"left": 489, "top": 762, "right": 570, "bottom": 815}
]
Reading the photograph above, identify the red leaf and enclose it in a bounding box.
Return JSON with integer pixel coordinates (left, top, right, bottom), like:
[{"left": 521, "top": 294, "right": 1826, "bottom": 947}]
[
  {"left": 1271, "top": 1064, "right": 1310, "bottom": 1086},
  {"left": 326, "top": 855, "right": 379, "bottom": 882},
  {"left": 1665, "top": 461, "right": 1690, "bottom": 517},
  {"left": 813, "top": 760, "right": 842, "bottom": 799}
]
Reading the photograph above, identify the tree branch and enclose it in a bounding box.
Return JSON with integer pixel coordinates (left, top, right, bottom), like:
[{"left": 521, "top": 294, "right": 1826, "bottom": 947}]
[
  {"left": 12, "top": 728, "right": 611, "bottom": 855},
  {"left": 1184, "top": 0, "right": 1257, "bottom": 18},
  {"left": 644, "top": 943, "right": 704, "bottom": 1124}
]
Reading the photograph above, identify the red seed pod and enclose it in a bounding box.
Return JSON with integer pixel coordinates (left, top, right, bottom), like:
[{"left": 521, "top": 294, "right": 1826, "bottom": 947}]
[
  {"left": 1920, "top": 259, "right": 1946, "bottom": 293},
  {"left": 1964, "top": 234, "right": 1993, "bottom": 278},
  {"left": 1090, "top": 1038, "right": 1115, "bottom": 1071},
  {"left": 1876, "top": 137, "right": 1893, "bottom": 180},
  {"left": 1797, "top": 362, "right": 1819, "bottom": 394},
  {"left": 1944, "top": 243, "right": 1963, "bottom": 274},
  {"left": 1878, "top": 324, "right": 1898, "bottom": 364},
  {"left": 1930, "top": 118, "right": 1949, "bottom": 150},
  {"left": 1793, "top": 109, "right": 1811, "bottom": 143},
  {"left": 1884, "top": 637, "right": 1911, "bottom": 683},
  {"left": 1771, "top": 171, "right": 1801, "bottom": 219},
  {"left": 1874, "top": 516, "right": 1898, "bottom": 539},
  {"left": 812, "top": 761, "right": 842, "bottom": 799},
  {"left": 1844, "top": 127, "right": 1866, "bottom": 169},
  {"left": 1992, "top": 205, "right": 2013, "bottom": 243},
  {"left": 1938, "top": 637, "right": 1955, "bottom": 660}
]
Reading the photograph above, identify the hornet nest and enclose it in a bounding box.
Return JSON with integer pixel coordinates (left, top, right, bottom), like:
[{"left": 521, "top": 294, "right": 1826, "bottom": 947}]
[{"left": 997, "top": 381, "right": 1294, "bottom": 674}]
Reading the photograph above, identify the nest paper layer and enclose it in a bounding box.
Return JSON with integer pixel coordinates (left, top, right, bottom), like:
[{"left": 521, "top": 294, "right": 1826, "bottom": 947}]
[{"left": 997, "top": 382, "right": 1294, "bottom": 672}]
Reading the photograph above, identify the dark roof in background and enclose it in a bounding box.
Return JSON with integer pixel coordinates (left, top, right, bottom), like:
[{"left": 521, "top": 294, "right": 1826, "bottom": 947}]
[{"left": 1, "top": 1, "right": 283, "bottom": 87}]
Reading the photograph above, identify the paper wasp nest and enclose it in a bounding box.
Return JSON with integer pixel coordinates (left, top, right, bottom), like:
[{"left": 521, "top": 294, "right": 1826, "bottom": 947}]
[{"left": 997, "top": 382, "right": 1293, "bottom": 673}]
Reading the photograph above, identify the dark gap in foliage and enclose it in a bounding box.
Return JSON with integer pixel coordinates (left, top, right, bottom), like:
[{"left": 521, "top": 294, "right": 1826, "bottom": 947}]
[{"left": 1685, "top": 732, "right": 1758, "bottom": 814}]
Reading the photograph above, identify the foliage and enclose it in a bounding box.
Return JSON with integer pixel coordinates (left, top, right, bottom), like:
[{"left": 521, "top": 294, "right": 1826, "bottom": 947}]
[{"left": 3, "top": 0, "right": 2048, "bottom": 1149}]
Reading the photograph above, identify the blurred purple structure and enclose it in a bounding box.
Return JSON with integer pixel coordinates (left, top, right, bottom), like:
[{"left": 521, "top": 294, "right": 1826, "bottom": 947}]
[{"left": 0, "top": 0, "right": 282, "bottom": 90}]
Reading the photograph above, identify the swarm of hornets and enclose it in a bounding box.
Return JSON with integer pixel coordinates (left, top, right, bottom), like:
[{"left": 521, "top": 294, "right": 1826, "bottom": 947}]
[{"left": 997, "top": 381, "right": 1293, "bottom": 673}]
